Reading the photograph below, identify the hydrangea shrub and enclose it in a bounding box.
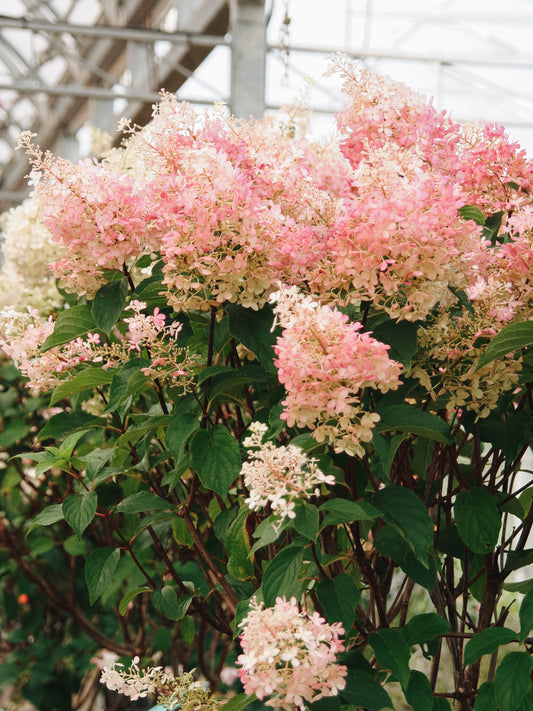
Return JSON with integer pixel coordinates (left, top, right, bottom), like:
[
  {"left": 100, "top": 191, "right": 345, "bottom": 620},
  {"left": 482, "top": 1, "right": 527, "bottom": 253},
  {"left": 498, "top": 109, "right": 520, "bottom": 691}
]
[{"left": 2, "top": 58, "right": 533, "bottom": 711}]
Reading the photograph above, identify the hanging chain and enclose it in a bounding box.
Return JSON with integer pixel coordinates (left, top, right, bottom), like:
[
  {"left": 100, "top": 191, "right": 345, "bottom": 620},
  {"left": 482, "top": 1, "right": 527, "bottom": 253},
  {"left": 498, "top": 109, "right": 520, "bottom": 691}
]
[{"left": 278, "top": 0, "right": 291, "bottom": 85}]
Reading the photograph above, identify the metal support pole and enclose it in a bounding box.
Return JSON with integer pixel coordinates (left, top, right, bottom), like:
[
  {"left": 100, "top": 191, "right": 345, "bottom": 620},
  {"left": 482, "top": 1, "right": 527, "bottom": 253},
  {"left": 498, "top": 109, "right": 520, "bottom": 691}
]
[{"left": 230, "top": 0, "right": 266, "bottom": 118}]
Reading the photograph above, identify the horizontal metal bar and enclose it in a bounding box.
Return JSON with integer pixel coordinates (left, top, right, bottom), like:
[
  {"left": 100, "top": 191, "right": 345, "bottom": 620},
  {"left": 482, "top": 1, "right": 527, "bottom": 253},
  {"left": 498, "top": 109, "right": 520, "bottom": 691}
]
[
  {"left": 0, "top": 14, "right": 229, "bottom": 47},
  {"left": 266, "top": 43, "right": 533, "bottom": 69},
  {"left": 0, "top": 80, "right": 226, "bottom": 104}
]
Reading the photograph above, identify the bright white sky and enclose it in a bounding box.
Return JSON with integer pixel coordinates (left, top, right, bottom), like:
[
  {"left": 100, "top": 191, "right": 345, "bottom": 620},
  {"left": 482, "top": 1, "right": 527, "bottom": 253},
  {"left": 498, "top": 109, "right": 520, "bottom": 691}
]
[{"left": 182, "top": 0, "right": 533, "bottom": 152}]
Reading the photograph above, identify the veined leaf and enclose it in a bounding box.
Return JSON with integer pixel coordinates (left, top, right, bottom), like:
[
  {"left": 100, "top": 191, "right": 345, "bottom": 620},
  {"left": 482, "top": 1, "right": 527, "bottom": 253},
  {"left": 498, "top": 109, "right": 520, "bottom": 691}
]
[
  {"left": 85, "top": 548, "right": 120, "bottom": 605},
  {"left": 377, "top": 404, "right": 453, "bottom": 444},
  {"left": 454, "top": 487, "right": 501, "bottom": 554},
  {"left": 41, "top": 305, "right": 97, "bottom": 352},
  {"left": 464, "top": 627, "right": 518, "bottom": 665},
  {"left": 476, "top": 321, "right": 533, "bottom": 371},
  {"left": 92, "top": 278, "right": 128, "bottom": 333},
  {"left": 63, "top": 491, "right": 97, "bottom": 538}
]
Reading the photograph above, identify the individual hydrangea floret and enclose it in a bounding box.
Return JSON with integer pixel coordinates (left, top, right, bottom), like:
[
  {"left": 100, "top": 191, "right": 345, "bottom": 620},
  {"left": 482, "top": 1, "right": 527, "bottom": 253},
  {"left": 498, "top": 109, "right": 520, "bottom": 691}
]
[
  {"left": 241, "top": 422, "right": 335, "bottom": 521},
  {"left": 237, "top": 596, "right": 347, "bottom": 710}
]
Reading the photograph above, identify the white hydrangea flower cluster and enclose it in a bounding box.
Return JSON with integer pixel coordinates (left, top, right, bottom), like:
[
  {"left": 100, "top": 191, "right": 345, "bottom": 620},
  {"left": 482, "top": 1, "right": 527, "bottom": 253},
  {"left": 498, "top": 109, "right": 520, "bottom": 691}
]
[
  {"left": 0, "top": 197, "right": 63, "bottom": 314},
  {"left": 100, "top": 656, "right": 222, "bottom": 710},
  {"left": 241, "top": 422, "right": 335, "bottom": 521}
]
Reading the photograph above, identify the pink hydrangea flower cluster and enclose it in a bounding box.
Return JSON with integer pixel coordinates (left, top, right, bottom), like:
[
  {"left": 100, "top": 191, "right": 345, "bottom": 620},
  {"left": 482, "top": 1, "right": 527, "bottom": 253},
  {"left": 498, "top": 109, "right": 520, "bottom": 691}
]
[
  {"left": 0, "top": 308, "right": 94, "bottom": 392},
  {"left": 0, "top": 301, "right": 192, "bottom": 394},
  {"left": 272, "top": 287, "right": 402, "bottom": 456},
  {"left": 237, "top": 596, "right": 347, "bottom": 710},
  {"left": 241, "top": 421, "right": 335, "bottom": 522}
]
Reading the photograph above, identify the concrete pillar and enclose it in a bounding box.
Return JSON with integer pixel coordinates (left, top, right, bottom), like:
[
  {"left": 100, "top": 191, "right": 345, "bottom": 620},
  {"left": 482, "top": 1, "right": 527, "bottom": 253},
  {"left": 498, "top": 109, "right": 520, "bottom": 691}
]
[{"left": 230, "top": 0, "right": 266, "bottom": 118}]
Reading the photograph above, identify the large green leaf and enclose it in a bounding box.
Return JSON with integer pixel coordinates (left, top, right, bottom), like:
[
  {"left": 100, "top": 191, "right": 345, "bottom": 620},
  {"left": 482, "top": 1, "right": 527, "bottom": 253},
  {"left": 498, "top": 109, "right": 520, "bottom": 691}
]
[
  {"left": 38, "top": 411, "right": 102, "bottom": 442},
  {"left": 220, "top": 693, "right": 258, "bottom": 711},
  {"left": 119, "top": 586, "right": 151, "bottom": 616},
  {"left": 340, "top": 671, "right": 393, "bottom": 710},
  {"left": 227, "top": 303, "right": 280, "bottom": 373},
  {"left": 368, "top": 486, "right": 433, "bottom": 566},
  {"left": 62, "top": 490, "right": 97, "bottom": 538},
  {"left": 41, "top": 305, "right": 97, "bottom": 352},
  {"left": 494, "top": 652, "right": 532, "bottom": 711},
  {"left": 405, "top": 670, "right": 433, "bottom": 711},
  {"left": 519, "top": 589, "right": 533, "bottom": 643},
  {"left": 474, "top": 682, "right": 497, "bottom": 711},
  {"left": 50, "top": 367, "right": 114, "bottom": 406},
  {"left": 116, "top": 491, "right": 172, "bottom": 514},
  {"left": 152, "top": 586, "right": 193, "bottom": 621},
  {"left": 290, "top": 501, "right": 319, "bottom": 541},
  {"left": 476, "top": 321, "right": 533, "bottom": 371},
  {"left": 317, "top": 573, "right": 360, "bottom": 632},
  {"left": 91, "top": 278, "right": 129, "bottom": 333},
  {"left": 261, "top": 545, "right": 304, "bottom": 607},
  {"left": 165, "top": 413, "right": 199, "bottom": 461},
  {"left": 225, "top": 508, "right": 254, "bottom": 581},
  {"left": 368, "top": 629, "right": 411, "bottom": 688},
  {"left": 85, "top": 547, "right": 120, "bottom": 605},
  {"left": 454, "top": 487, "right": 501, "bottom": 554},
  {"left": 320, "top": 499, "right": 379, "bottom": 527},
  {"left": 402, "top": 613, "right": 450, "bottom": 648},
  {"left": 373, "top": 320, "right": 419, "bottom": 367},
  {"left": 377, "top": 404, "right": 454, "bottom": 444},
  {"left": 190, "top": 426, "right": 241, "bottom": 496},
  {"left": 375, "top": 525, "right": 437, "bottom": 590},
  {"left": 26, "top": 504, "right": 64, "bottom": 535},
  {"left": 463, "top": 627, "right": 518, "bottom": 665}
]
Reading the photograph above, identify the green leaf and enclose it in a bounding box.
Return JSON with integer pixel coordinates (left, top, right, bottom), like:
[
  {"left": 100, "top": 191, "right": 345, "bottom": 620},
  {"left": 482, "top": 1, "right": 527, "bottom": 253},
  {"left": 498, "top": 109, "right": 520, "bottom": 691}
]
[
  {"left": 38, "top": 411, "right": 102, "bottom": 442},
  {"left": 402, "top": 613, "right": 450, "bottom": 648},
  {"left": 291, "top": 501, "right": 319, "bottom": 541},
  {"left": 373, "top": 320, "right": 419, "bottom": 367},
  {"left": 103, "top": 359, "right": 148, "bottom": 414},
  {"left": 261, "top": 546, "right": 304, "bottom": 607},
  {"left": 250, "top": 517, "right": 286, "bottom": 554},
  {"left": 320, "top": 499, "right": 379, "bottom": 527},
  {"left": 50, "top": 367, "right": 114, "bottom": 406},
  {"left": 405, "top": 670, "right": 433, "bottom": 711},
  {"left": 62, "top": 490, "right": 97, "bottom": 538},
  {"left": 152, "top": 586, "right": 193, "bottom": 621},
  {"left": 474, "top": 682, "right": 497, "bottom": 711},
  {"left": 165, "top": 413, "right": 199, "bottom": 461},
  {"left": 119, "top": 586, "right": 151, "bottom": 615},
  {"left": 227, "top": 303, "right": 279, "bottom": 373},
  {"left": 494, "top": 652, "right": 532, "bottom": 711},
  {"left": 454, "top": 487, "right": 501, "bottom": 554},
  {"left": 375, "top": 525, "right": 437, "bottom": 590},
  {"left": 433, "top": 698, "right": 452, "bottom": 711},
  {"left": 85, "top": 548, "right": 120, "bottom": 605},
  {"left": 26, "top": 504, "right": 65, "bottom": 535},
  {"left": 459, "top": 205, "right": 485, "bottom": 225},
  {"left": 220, "top": 693, "right": 258, "bottom": 711},
  {"left": 181, "top": 615, "right": 195, "bottom": 645},
  {"left": 91, "top": 278, "right": 129, "bottom": 333},
  {"left": 225, "top": 509, "right": 254, "bottom": 581},
  {"left": 520, "top": 589, "right": 533, "bottom": 643},
  {"left": 377, "top": 405, "right": 454, "bottom": 444},
  {"left": 0, "top": 422, "right": 32, "bottom": 448},
  {"left": 190, "top": 426, "right": 241, "bottom": 496},
  {"left": 116, "top": 491, "right": 172, "bottom": 514},
  {"left": 476, "top": 321, "right": 533, "bottom": 371},
  {"left": 41, "top": 305, "right": 97, "bottom": 352},
  {"left": 368, "top": 486, "right": 433, "bottom": 566},
  {"left": 368, "top": 628, "right": 411, "bottom": 688},
  {"left": 340, "top": 671, "right": 393, "bottom": 710},
  {"left": 316, "top": 573, "right": 360, "bottom": 632},
  {"left": 463, "top": 627, "right": 518, "bottom": 665}
]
